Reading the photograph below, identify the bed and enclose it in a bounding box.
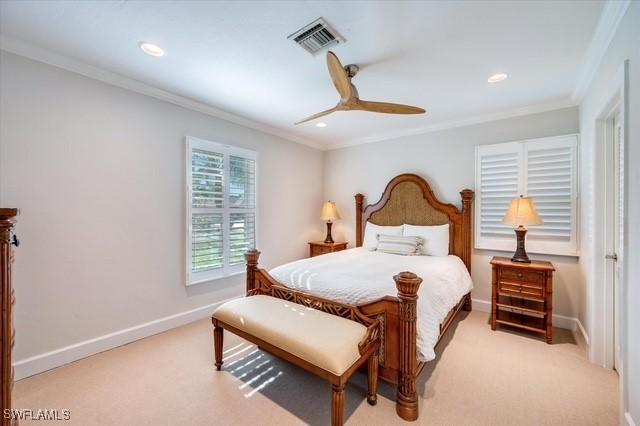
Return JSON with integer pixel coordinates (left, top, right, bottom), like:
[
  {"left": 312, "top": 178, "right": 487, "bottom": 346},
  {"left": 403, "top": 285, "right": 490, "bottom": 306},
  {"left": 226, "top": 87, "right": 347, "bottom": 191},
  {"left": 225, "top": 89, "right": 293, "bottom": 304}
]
[{"left": 243, "top": 173, "right": 474, "bottom": 421}]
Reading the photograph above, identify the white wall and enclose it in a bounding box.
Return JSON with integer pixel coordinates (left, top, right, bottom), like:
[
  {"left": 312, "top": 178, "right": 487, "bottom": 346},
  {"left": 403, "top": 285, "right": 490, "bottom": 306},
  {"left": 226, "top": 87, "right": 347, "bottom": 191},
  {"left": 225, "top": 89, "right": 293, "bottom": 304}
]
[
  {"left": 324, "top": 107, "right": 581, "bottom": 320},
  {"left": 578, "top": 2, "right": 639, "bottom": 423},
  {"left": 0, "top": 52, "right": 324, "bottom": 371}
]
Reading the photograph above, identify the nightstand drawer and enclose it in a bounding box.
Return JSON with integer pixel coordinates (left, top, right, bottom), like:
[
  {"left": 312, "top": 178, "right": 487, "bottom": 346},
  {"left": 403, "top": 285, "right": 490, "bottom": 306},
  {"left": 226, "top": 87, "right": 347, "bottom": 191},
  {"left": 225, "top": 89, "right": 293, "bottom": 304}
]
[
  {"left": 308, "top": 241, "right": 348, "bottom": 257},
  {"left": 314, "top": 245, "right": 332, "bottom": 255},
  {"left": 500, "top": 267, "right": 545, "bottom": 285},
  {"left": 498, "top": 280, "right": 545, "bottom": 300}
]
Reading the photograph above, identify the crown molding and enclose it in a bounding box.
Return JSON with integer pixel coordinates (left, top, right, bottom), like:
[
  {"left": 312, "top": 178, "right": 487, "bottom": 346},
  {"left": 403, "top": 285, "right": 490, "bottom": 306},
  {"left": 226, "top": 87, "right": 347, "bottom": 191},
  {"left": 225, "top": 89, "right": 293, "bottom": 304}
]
[
  {"left": 0, "top": 36, "right": 324, "bottom": 151},
  {"left": 1, "top": 34, "right": 590, "bottom": 153},
  {"left": 325, "top": 98, "right": 578, "bottom": 150},
  {"left": 572, "top": 0, "right": 631, "bottom": 101}
]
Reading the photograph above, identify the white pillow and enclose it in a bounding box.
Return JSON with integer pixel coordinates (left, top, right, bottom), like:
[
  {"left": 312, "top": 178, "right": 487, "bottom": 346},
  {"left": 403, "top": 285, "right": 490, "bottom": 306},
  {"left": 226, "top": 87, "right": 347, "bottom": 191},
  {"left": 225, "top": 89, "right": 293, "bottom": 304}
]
[
  {"left": 403, "top": 224, "right": 450, "bottom": 256},
  {"left": 376, "top": 234, "right": 423, "bottom": 256},
  {"left": 363, "top": 222, "right": 403, "bottom": 250}
]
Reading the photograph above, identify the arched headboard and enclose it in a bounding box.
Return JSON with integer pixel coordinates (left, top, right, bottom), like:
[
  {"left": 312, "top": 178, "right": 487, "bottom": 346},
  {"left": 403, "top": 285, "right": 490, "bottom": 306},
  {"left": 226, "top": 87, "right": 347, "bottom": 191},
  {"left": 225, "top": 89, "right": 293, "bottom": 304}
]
[{"left": 355, "top": 174, "right": 474, "bottom": 272}]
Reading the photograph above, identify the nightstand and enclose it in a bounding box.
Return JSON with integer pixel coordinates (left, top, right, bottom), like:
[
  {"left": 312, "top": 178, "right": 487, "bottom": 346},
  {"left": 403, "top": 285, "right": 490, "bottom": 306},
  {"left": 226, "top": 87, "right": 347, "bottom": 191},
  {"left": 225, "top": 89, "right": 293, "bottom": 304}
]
[
  {"left": 490, "top": 256, "right": 555, "bottom": 343},
  {"left": 308, "top": 241, "right": 347, "bottom": 257}
]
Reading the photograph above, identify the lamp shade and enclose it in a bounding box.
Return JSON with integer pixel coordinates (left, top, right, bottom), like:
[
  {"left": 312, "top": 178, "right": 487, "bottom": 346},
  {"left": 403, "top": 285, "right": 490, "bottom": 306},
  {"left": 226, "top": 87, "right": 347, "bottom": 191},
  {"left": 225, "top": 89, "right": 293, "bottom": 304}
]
[
  {"left": 502, "top": 196, "right": 543, "bottom": 227},
  {"left": 320, "top": 201, "right": 341, "bottom": 221}
]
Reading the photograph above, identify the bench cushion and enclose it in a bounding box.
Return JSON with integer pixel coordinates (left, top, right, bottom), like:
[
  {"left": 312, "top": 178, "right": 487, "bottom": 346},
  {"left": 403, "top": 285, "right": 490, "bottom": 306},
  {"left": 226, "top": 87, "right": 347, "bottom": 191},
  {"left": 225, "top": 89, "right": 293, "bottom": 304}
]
[{"left": 213, "top": 295, "right": 367, "bottom": 376}]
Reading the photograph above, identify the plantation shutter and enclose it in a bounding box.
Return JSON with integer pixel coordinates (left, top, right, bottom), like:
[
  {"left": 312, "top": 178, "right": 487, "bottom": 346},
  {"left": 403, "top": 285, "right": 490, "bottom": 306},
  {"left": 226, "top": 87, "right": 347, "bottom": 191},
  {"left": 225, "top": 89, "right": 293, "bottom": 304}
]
[
  {"left": 475, "top": 135, "right": 578, "bottom": 256},
  {"left": 228, "top": 155, "right": 256, "bottom": 266},
  {"left": 191, "top": 213, "right": 224, "bottom": 272},
  {"left": 477, "top": 143, "right": 521, "bottom": 242},
  {"left": 187, "top": 137, "right": 258, "bottom": 285},
  {"left": 191, "top": 150, "right": 224, "bottom": 274},
  {"left": 524, "top": 136, "right": 577, "bottom": 254}
]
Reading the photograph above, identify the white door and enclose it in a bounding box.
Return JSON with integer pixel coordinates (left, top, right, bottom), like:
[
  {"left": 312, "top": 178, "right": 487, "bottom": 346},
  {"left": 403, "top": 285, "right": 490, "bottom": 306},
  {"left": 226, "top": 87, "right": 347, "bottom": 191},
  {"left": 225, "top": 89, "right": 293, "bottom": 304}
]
[{"left": 612, "top": 112, "right": 623, "bottom": 372}]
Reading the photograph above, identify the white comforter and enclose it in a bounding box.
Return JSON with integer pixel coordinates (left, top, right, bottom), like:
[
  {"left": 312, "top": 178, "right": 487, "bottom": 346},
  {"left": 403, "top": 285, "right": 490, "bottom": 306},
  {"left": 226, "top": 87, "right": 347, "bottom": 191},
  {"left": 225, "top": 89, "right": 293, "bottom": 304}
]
[{"left": 269, "top": 247, "right": 473, "bottom": 362}]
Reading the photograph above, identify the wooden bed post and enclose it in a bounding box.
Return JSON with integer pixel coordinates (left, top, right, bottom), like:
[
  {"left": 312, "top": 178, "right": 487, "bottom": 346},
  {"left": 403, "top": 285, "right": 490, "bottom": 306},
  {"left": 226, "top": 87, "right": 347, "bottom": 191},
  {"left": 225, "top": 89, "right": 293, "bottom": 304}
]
[
  {"left": 394, "top": 271, "right": 423, "bottom": 421},
  {"left": 244, "top": 249, "right": 261, "bottom": 294},
  {"left": 460, "top": 189, "right": 474, "bottom": 272},
  {"left": 355, "top": 194, "right": 364, "bottom": 247},
  {"left": 460, "top": 189, "right": 474, "bottom": 311}
]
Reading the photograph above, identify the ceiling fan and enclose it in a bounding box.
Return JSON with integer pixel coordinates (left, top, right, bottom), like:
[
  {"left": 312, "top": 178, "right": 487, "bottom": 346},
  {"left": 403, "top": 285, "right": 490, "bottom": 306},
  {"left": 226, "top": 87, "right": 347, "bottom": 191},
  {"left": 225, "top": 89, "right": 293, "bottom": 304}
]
[{"left": 295, "top": 51, "right": 426, "bottom": 125}]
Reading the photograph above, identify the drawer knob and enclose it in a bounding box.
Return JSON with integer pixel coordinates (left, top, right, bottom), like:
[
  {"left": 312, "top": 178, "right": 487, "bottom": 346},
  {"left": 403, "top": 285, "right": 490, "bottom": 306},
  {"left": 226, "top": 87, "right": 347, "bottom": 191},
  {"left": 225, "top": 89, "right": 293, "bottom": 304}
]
[{"left": 517, "top": 272, "right": 523, "bottom": 278}]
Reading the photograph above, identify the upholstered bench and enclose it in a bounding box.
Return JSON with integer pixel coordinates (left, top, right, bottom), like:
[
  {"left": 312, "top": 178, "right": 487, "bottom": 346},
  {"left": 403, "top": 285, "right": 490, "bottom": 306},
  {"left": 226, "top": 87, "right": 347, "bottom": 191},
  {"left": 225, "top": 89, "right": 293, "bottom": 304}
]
[{"left": 212, "top": 294, "right": 380, "bottom": 426}]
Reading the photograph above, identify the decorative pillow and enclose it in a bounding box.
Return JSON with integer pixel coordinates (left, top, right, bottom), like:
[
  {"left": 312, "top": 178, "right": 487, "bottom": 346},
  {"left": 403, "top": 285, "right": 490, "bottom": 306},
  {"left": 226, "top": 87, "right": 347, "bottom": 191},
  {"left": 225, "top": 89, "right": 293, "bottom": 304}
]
[
  {"left": 403, "top": 224, "right": 450, "bottom": 256},
  {"left": 376, "top": 234, "right": 423, "bottom": 256},
  {"left": 363, "top": 222, "right": 403, "bottom": 250}
]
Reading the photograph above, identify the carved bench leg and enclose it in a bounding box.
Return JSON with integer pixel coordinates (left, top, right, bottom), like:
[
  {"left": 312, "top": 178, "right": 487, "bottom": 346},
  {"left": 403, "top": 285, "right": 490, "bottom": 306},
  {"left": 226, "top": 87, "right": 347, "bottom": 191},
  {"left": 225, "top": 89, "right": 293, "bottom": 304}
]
[
  {"left": 367, "top": 353, "right": 378, "bottom": 405},
  {"left": 331, "top": 384, "right": 345, "bottom": 426},
  {"left": 213, "top": 325, "right": 224, "bottom": 371}
]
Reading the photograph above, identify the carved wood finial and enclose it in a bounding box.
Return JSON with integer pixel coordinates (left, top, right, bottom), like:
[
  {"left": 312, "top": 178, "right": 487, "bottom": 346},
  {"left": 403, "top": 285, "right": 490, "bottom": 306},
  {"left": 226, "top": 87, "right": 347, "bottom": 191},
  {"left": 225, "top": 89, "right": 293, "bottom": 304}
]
[
  {"left": 460, "top": 189, "right": 474, "bottom": 205},
  {"left": 244, "top": 249, "right": 261, "bottom": 294},
  {"left": 394, "top": 271, "right": 422, "bottom": 299},
  {"left": 244, "top": 249, "right": 260, "bottom": 265}
]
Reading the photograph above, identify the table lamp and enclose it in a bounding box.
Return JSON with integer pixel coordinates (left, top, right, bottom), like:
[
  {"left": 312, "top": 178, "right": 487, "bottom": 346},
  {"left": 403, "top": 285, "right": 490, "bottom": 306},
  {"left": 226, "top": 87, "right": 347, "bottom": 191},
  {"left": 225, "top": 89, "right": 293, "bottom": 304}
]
[
  {"left": 320, "top": 201, "right": 341, "bottom": 244},
  {"left": 502, "top": 195, "right": 543, "bottom": 263}
]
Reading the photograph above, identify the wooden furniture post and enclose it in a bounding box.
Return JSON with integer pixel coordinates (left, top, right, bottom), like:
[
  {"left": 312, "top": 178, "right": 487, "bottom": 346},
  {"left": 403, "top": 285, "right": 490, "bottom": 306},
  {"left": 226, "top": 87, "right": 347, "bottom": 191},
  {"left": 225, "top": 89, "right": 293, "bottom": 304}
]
[
  {"left": 367, "top": 352, "right": 379, "bottom": 405},
  {"left": 354, "top": 194, "right": 364, "bottom": 247},
  {"left": 460, "top": 189, "right": 474, "bottom": 272},
  {"left": 546, "top": 271, "right": 554, "bottom": 344},
  {"left": 1, "top": 208, "right": 18, "bottom": 426},
  {"left": 460, "top": 189, "right": 474, "bottom": 311},
  {"left": 212, "top": 319, "right": 224, "bottom": 371},
  {"left": 491, "top": 265, "right": 498, "bottom": 331},
  {"left": 394, "top": 271, "right": 422, "bottom": 421},
  {"left": 331, "top": 384, "right": 345, "bottom": 426},
  {"left": 244, "top": 249, "right": 260, "bottom": 294}
]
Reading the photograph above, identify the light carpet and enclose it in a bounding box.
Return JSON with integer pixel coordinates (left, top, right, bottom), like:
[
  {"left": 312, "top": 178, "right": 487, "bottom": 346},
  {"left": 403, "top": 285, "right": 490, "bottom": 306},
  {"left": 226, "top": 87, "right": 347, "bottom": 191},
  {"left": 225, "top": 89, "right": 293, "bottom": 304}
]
[{"left": 14, "top": 311, "right": 618, "bottom": 425}]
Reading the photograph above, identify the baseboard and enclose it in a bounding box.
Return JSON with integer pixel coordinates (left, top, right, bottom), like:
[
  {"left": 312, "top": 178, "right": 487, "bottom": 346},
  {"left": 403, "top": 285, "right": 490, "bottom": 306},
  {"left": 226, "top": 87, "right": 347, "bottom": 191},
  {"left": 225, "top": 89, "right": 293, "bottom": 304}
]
[
  {"left": 13, "top": 296, "right": 590, "bottom": 380},
  {"left": 472, "top": 298, "right": 588, "bottom": 337},
  {"left": 575, "top": 316, "right": 590, "bottom": 346},
  {"left": 13, "top": 296, "right": 240, "bottom": 380},
  {"left": 625, "top": 412, "right": 636, "bottom": 426}
]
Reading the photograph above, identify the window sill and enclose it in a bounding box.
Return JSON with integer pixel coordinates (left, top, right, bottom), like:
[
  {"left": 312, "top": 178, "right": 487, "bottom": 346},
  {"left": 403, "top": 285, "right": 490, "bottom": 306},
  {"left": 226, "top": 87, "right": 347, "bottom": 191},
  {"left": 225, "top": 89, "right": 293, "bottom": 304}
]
[{"left": 187, "top": 269, "right": 245, "bottom": 286}]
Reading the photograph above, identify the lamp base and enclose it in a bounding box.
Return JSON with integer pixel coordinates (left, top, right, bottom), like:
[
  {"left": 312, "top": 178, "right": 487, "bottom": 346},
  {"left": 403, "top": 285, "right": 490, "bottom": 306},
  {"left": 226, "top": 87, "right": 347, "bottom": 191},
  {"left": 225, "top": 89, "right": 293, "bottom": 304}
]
[
  {"left": 511, "top": 227, "right": 531, "bottom": 263},
  {"left": 324, "top": 221, "right": 334, "bottom": 244}
]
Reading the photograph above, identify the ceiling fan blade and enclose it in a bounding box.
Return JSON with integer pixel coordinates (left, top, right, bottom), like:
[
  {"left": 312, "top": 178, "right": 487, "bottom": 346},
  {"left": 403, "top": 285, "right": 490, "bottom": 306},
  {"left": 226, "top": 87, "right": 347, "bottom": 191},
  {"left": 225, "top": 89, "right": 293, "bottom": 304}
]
[
  {"left": 326, "top": 51, "right": 353, "bottom": 100},
  {"left": 295, "top": 106, "right": 340, "bottom": 125},
  {"left": 355, "top": 100, "right": 426, "bottom": 115}
]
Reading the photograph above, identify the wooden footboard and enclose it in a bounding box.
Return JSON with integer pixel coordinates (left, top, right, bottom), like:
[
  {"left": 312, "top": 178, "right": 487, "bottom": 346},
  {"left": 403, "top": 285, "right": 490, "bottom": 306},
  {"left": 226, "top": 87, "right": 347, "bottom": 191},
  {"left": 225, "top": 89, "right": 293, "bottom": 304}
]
[{"left": 243, "top": 249, "right": 469, "bottom": 421}]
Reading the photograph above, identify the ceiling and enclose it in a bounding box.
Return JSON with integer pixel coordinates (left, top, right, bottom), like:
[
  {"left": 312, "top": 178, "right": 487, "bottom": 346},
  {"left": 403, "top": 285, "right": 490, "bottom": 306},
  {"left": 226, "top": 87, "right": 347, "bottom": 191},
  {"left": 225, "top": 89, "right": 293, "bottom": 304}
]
[{"left": 0, "top": 0, "right": 605, "bottom": 149}]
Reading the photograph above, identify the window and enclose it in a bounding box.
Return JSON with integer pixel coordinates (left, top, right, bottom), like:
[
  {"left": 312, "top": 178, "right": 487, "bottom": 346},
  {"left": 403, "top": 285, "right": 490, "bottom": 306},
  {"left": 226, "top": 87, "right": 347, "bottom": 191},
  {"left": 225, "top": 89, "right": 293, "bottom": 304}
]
[
  {"left": 186, "top": 137, "right": 257, "bottom": 285},
  {"left": 475, "top": 134, "right": 578, "bottom": 256}
]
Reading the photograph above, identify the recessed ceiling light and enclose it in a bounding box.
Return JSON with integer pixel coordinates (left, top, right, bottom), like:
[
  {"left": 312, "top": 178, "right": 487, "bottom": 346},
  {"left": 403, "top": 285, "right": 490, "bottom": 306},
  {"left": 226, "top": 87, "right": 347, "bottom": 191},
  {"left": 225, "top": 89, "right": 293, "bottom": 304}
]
[
  {"left": 139, "top": 42, "right": 165, "bottom": 57},
  {"left": 315, "top": 122, "right": 327, "bottom": 128},
  {"left": 488, "top": 73, "right": 508, "bottom": 83}
]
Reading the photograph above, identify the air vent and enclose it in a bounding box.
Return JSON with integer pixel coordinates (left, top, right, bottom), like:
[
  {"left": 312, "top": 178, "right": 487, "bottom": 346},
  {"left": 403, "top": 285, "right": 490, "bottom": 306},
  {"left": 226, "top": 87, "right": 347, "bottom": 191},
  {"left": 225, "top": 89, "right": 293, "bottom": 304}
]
[{"left": 288, "top": 18, "right": 344, "bottom": 55}]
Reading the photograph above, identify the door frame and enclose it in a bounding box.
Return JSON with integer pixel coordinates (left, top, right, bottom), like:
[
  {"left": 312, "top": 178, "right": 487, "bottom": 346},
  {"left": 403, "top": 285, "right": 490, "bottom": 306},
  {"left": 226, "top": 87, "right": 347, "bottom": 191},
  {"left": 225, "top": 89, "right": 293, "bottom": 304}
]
[
  {"left": 590, "top": 60, "right": 628, "bottom": 424},
  {"left": 603, "top": 104, "right": 621, "bottom": 371}
]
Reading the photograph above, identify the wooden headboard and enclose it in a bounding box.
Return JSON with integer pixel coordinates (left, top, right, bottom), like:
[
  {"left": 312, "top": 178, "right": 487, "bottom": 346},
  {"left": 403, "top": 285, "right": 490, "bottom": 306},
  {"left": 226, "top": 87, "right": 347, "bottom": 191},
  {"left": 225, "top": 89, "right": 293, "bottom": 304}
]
[{"left": 354, "top": 174, "right": 474, "bottom": 272}]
